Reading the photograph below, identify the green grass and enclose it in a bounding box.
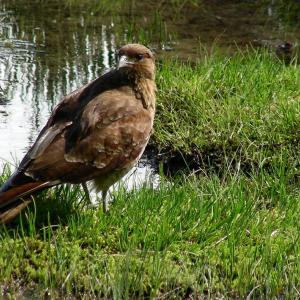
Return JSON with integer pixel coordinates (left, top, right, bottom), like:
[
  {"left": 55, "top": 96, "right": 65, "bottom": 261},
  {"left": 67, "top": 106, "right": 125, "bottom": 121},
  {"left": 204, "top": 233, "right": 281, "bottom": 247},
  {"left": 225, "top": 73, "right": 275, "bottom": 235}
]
[
  {"left": 1, "top": 167, "right": 300, "bottom": 299},
  {"left": 62, "top": 0, "right": 201, "bottom": 15},
  {"left": 155, "top": 48, "right": 300, "bottom": 174},
  {"left": 2, "top": 49, "right": 300, "bottom": 299}
]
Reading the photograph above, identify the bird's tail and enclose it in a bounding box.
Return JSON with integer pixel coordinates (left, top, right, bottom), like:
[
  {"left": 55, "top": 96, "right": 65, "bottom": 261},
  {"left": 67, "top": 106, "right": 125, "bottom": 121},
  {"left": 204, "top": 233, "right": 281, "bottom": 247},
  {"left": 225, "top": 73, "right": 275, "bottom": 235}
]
[{"left": 0, "top": 174, "right": 52, "bottom": 224}]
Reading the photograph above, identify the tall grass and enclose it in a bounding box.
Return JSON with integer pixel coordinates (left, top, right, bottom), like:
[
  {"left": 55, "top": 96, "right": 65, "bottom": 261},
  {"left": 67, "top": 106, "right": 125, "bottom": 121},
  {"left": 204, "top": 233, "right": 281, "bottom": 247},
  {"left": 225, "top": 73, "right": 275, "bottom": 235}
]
[
  {"left": 63, "top": 0, "right": 202, "bottom": 15},
  {"left": 155, "top": 48, "right": 300, "bottom": 174},
  {"left": 1, "top": 165, "right": 300, "bottom": 298}
]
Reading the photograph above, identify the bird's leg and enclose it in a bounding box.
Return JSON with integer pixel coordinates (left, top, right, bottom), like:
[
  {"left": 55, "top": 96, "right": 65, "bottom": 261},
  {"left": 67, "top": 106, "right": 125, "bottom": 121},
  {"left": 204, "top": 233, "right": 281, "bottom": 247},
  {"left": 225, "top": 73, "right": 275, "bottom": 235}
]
[
  {"left": 102, "top": 190, "right": 108, "bottom": 213},
  {"left": 81, "top": 182, "right": 92, "bottom": 206}
]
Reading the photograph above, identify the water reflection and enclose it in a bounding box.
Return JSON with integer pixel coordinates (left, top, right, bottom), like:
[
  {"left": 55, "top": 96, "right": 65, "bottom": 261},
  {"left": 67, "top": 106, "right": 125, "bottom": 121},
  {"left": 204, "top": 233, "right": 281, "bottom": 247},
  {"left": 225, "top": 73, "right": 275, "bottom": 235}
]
[{"left": 0, "top": 6, "right": 117, "bottom": 162}]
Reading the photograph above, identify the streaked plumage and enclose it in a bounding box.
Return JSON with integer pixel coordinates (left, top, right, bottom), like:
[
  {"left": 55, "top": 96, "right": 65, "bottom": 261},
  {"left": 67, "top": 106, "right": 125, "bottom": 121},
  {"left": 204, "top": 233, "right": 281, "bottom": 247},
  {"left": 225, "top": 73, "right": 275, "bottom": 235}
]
[{"left": 0, "top": 43, "right": 156, "bottom": 223}]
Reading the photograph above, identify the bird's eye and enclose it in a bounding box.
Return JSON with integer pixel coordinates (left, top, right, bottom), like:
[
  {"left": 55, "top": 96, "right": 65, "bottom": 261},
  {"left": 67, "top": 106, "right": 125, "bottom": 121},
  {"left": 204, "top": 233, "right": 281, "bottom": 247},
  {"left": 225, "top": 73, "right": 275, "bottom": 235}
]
[{"left": 136, "top": 54, "right": 144, "bottom": 60}]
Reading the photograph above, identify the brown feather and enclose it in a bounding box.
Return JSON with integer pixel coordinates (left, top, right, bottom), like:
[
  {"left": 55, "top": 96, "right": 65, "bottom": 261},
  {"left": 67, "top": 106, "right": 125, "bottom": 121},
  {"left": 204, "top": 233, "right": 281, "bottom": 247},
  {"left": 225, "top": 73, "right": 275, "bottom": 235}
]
[
  {"left": 0, "top": 200, "right": 31, "bottom": 224},
  {"left": 0, "top": 181, "right": 52, "bottom": 223},
  {"left": 0, "top": 181, "right": 50, "bottom": 207}
]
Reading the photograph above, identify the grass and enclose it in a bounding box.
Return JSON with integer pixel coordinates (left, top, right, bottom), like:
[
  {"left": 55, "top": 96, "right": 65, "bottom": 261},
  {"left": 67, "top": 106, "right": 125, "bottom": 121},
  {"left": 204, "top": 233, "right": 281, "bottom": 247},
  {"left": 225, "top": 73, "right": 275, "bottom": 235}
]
[
  {"left": 2, "top": 49, "right": 300, "bottom": 298},
  {"left": 1, "top": 166, "right": 300, "bottom": 298},
  {"left": 62, "top": 0, "right": 201, "bottom": 15},
  {"left": 155, "top": 48, "right": 300, "bottom": 174}
]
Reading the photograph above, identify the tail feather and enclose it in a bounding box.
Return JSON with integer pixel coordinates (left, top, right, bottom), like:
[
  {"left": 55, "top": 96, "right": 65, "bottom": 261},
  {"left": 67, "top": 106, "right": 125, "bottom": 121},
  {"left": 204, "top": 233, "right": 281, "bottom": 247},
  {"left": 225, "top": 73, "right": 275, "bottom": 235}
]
[
  {"left": 0, "top": 179, "right": 53, "bottom": 224},
  {"left": 0, "top": 199, "right": 31, "bottom": 224},
  {"left": 0, "top": 181, "right": 51, "bottom": 207},
  {"left": 0, "top": 171, "right": 34, "bottom": 193}
]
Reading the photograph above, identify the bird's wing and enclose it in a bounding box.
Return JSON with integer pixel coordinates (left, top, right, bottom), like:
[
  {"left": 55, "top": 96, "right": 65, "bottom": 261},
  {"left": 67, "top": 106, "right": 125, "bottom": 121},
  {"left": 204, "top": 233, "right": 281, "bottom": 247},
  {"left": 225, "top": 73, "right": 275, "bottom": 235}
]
[
  {"left": 25, "top": 86, "right": 154, "bottom": 184},
  {"left": 17, "top": 69, "right": 131, "bottom": 173}
]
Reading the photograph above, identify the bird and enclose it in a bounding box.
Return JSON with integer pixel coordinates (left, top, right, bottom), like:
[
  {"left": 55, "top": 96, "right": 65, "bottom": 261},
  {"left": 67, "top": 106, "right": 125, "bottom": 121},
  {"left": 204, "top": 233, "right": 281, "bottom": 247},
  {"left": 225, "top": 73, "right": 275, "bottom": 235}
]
[
  {"left": 275, "top": 42, "right": 294, "bottom": 64},
  {"left": 0, "top": 43, "right": 156, "bottom": 224}
]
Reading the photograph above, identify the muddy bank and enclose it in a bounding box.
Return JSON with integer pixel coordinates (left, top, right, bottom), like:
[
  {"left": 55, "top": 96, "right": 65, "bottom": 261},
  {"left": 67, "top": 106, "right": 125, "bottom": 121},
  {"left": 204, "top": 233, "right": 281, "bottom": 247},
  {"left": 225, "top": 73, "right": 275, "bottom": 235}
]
[{"left": 148, "top": 138, "right": 300, "bottom": 178}]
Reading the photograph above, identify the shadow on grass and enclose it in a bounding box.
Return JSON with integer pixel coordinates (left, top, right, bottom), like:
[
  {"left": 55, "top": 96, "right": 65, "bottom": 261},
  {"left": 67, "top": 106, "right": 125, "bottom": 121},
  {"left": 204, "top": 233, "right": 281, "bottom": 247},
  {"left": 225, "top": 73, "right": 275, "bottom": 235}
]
[{"left": 1, "top": 183, "right": 87, "bottom": 235}]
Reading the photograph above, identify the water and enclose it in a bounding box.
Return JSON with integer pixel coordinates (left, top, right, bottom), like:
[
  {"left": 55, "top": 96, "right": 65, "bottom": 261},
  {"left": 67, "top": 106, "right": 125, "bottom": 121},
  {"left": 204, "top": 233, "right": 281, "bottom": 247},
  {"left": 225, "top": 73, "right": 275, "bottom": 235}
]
[{"left": 0, "top": 0, "right": 300, "bottom": 187}]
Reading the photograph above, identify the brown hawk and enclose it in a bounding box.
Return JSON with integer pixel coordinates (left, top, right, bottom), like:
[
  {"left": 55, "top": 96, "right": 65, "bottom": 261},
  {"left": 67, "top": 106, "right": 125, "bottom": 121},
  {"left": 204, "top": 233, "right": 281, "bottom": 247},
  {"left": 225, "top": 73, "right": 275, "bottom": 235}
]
[{"left": 0, "top": 43, "right": 156, "bottom": 223}]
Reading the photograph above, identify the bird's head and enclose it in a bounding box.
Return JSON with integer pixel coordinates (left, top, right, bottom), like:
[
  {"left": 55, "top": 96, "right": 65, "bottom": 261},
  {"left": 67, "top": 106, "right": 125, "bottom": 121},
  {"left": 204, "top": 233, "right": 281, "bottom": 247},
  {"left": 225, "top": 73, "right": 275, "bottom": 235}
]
[{"left": 117, "top": 44, "right": 155, "bottom": 80}]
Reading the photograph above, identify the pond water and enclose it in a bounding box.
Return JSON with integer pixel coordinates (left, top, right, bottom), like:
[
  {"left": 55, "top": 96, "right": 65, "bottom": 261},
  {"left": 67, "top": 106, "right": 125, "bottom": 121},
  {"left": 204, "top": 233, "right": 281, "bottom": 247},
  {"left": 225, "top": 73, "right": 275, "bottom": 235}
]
[{"left": 0, "top": 0, "right": 300, "bottom": 189}]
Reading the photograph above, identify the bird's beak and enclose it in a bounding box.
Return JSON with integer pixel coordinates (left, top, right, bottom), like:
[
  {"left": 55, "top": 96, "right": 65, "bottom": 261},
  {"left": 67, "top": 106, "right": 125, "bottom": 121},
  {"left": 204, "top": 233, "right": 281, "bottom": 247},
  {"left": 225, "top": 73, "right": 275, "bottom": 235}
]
[{"left": 117, "top": 55, "right": 135, "bottom": 69}]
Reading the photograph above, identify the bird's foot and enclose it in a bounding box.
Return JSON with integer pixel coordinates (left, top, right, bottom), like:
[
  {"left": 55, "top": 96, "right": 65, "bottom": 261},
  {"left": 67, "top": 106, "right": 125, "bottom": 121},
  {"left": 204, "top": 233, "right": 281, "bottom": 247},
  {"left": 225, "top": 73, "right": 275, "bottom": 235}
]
[
  {"left": 101, "top": 190, "right": 109, "bottom": 213},
  {"left": 81, "top": 182, "right": 93, "bottom": 207},
  {"left": 102, "top": 198, "right": 108, "bottom": 213}
]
